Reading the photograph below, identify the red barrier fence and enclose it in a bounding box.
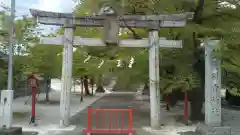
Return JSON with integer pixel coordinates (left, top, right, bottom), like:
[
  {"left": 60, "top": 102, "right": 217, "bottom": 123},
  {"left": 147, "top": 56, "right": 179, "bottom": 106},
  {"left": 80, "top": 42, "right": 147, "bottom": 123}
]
[{"left": 82, "top": 108, "right": 136, "bottom": 135}]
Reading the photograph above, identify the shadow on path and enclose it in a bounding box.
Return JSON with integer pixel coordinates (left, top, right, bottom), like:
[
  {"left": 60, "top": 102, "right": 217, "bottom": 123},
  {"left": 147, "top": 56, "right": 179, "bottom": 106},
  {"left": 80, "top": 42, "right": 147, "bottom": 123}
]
[
  {"left": 57, "top": 93, "right": 196, "bottom": 135},
  {"left": 71, "top": 93, "right": 150, "bottom": 129}
]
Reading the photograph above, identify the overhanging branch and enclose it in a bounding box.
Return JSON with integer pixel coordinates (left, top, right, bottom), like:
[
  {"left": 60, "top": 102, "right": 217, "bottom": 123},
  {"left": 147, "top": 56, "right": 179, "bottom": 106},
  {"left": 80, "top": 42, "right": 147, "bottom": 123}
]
[
  {"left": 193, "top": 0, "right": 205, "bottom": 23},
  {"left": 201, "top": 11, "right": 240, "bottom": 21}
]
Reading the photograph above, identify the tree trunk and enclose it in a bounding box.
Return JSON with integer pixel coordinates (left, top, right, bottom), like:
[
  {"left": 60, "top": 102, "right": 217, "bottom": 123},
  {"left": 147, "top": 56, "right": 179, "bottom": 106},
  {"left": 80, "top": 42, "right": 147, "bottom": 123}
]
[
  {"left": 165, "top": 94, "right": 170, "bottom": 111},
  {"left": 73, "top": 79, "right": 76, "bottom": 93},
  {"left": 45, "top": 77, "right": 51, "bottom": 102},
  {"left": 142, "top": 83, "right": 149, "bottom": 96},
  {"left": 96, "top": 85, "right": 105, "bottom": 93},
  {"left": 84, "top": 76, "right": 91, "bottom": 95},
  {"left": 189, "top": 89, "right": 204, "bottom": 121},
  {"left": 96, "top": 75, "right": 105, "bottom": 93},
  {"left": 190, "top": 54, "right": 204, "bottom": 121},
  {"left": 80, "top": 77, "right": 84, "bottom": 102},
  {"left": 90, "top": 77, "right": 94, "bottom": 96},
  {"left": 190, "top": 32, "right": 205, "bottom": 122},
  {"left": 190, "top": 0, "right": 206, "bottom": 119},
  {"left": 184, "top": 91, "right": 189, "bottom": 123}
]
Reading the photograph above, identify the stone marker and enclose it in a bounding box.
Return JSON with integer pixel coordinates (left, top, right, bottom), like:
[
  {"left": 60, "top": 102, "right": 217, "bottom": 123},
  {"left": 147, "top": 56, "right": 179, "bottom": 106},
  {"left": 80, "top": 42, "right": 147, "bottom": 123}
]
[
  {"left": 0, "top": 90, "right": 22, "bottom": 135},
  {"left": 196, "top": 40, "right": 232, "bottom": 135}
]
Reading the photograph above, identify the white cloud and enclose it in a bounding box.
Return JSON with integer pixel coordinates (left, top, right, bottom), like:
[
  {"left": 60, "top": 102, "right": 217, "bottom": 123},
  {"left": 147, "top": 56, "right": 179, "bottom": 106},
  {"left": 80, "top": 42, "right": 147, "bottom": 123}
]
[
  {"left": 32, "top": 0, "right": 75, "bottom": 13},
  {"left": 32, "top": 0, "right": 76, "bottom": 34},
  {"left": 33, "top": 0, "right": 61, "bottom": 12},
  {"left": 0, "top": 0, "right": 76, "bottom": 35},
  {"left": 0, "top": 0, "right": 76, "bottom": 16},
  {"left": 6, "top": 0, "right": 76, "bottom": 35},
  {"left": 0, "top": 0, "right": 10, "bottom": 7},
  {"left": 59, "top": 0, "right": 76, "bottom": 12}
]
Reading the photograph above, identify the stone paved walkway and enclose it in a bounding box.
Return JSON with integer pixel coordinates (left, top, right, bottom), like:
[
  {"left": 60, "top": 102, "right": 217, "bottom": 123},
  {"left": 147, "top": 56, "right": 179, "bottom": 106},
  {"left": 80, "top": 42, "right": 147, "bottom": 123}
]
[
  {"left": 221, "top": 103, "right": 240, "bottom": 135},
  {"left": 54, "top": 93, "right": 240, "bottom": 135},
  {"left": 12, "top": 92, "right": 240, "bottom": 135},
  {"left": 71, "top": 93, "right": 150, "bottom": 128},
  {"left": 49, "top": 93, "right": 196, "bottom": 135},
  {"left": 11, "top": 92, "right": 106, "bottom": 135}
]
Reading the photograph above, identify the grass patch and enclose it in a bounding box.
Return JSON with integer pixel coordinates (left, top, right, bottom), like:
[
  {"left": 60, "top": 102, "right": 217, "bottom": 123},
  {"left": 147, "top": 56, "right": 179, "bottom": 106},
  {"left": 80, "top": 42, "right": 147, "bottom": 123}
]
[
  {"left": 13, "top": 112, "right": 30, "bottom": 119},
  {"left": 37, "top": 100, "right": 60, "bottom": 105}
]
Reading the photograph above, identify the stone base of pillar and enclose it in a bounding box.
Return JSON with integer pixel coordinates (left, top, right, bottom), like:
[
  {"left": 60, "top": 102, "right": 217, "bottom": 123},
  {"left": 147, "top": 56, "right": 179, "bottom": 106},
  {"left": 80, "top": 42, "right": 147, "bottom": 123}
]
[
  {"left": 195, "top": 123, "right": 232, "bottom": 135},
  {"left": 0, "top": 127, "right": 22, "bottom": 135},
  {"left": 135, "top": 85, "right": 150, "bottom": 101}
]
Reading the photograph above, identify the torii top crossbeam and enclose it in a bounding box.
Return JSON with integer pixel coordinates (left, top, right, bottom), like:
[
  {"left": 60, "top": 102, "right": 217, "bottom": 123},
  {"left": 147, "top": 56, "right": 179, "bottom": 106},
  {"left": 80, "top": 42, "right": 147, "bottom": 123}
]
[{"left": 30, "top": 9, "right": 193, "bottom": 28}]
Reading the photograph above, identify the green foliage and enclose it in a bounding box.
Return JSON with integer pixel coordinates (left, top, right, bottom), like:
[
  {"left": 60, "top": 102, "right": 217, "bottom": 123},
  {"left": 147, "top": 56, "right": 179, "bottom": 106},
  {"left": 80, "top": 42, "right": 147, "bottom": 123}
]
[
  {"left": 74, "top": 0, "right": 240, "bottom": 92},
  {"left": 0, "top": 5, "right": 40, "bottom": 89},
  {"left": 2, "top": 0, "right": 240, "bottom": 94},
  {"left": 25, "top": 45, "right": 62, "bottom": 78},
  {"left": 71, "top": 0, "right": 204, "bottom": 91},
  {"left": 228, "top": 87, "right": 240, "bottom": 96}
]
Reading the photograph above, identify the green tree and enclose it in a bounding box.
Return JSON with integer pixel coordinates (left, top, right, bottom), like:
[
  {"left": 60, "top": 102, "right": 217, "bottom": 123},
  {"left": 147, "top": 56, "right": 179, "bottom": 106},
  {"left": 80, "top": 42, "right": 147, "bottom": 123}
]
[
  {"left": 0, "top": 5, "right": 39, "bottom": 91},
  {"left": 25, "top": 44, "right": 62, "bottom": 101},
  {"left": 74, "top": 0, "right": 240, "bottom": 119}
]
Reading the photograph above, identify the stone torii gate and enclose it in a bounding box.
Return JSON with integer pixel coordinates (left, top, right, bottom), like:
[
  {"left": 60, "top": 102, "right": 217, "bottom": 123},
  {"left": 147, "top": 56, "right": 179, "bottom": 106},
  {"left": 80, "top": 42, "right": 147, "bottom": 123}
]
[{"left": 30, "top": 8, "right": 193, "bottom": 129}]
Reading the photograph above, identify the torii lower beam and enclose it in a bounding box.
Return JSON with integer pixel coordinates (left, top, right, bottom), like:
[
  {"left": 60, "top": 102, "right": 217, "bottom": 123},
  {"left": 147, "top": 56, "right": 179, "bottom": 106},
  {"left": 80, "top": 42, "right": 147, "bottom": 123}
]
[
  {"left": 40, "top": 35, "right": 182, "bottom": 128},
  {"left": 40, "top": 36, "right": 183, "bottom": 48}
]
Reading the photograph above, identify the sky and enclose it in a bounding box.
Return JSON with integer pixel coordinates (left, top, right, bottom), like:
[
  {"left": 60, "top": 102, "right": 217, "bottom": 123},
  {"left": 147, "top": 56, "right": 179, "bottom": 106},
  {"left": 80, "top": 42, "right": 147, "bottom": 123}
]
[
  {"left": 0, "top": 0, "right": 76, "bottom": 16},
  {"left": 0, "top": 0, "right": 77, "bottom": 34}
]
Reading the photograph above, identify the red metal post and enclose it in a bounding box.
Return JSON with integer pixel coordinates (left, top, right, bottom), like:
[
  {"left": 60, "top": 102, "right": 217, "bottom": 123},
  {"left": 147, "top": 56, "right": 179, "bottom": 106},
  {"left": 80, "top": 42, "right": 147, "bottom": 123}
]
[
  {"left": 121, "top": 112, "right": 124, "bottom": 129},
  {"left": 87, "top": 108, "right": 92, "bottom": 130},
  {"left": 102, "top": 110, "right": 104, "bottom": 128},
  {"left": 115, "top": 112, "right": 118, "bottom": 129},
  {"left": 128, "top": 108, "right": 133, "bottom": 129},
  {"left": 108, "top": 112, "right": 112, "bottom": 130},
  {"left": 31, "top": 86, "right": 36, "bottom": 119},
  {"left": 28, "top": 74, "right": 38, "bottom": 125},
  {"left": 96, "top": 110, "right": 99, "bottom": 129},
  {"left": 184, "top": 91, "right": 188, "bottom": 122}
]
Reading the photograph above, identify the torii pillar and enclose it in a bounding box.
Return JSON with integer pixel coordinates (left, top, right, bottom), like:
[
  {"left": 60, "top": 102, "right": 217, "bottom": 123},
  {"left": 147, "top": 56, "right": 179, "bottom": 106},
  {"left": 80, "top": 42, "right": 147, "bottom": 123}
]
[
  {"left": 148, "top": 30, "right": 160, "bottom": 128},
  {"left": 60, "top": 19, "right": 75, "bottom": 126}
]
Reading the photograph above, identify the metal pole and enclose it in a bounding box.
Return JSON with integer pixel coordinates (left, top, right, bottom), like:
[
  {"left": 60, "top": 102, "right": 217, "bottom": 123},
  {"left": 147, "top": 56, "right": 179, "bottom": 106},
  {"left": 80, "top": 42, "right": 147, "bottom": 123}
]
[
  {"left": 8, "top": 0, "right": 15, "bottom": 90},
  {"left": 30, "top": 86, "right": 36, "bottom": 125}
]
